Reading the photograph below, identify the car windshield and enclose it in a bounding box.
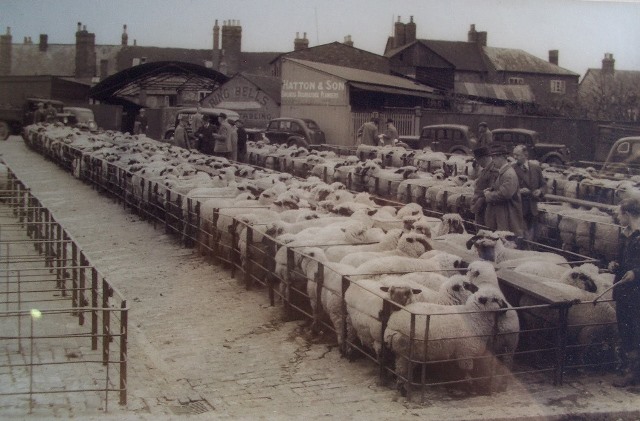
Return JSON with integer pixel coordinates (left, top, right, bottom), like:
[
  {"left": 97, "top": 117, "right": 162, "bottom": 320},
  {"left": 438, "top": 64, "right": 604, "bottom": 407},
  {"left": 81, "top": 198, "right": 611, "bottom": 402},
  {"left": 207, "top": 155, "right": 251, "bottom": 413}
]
[
  {"left": 304, "top": 120, "right": 320, "bottom": 130},
  {"left": 67, "top": 109, "right": 95, "bottom": 123}
]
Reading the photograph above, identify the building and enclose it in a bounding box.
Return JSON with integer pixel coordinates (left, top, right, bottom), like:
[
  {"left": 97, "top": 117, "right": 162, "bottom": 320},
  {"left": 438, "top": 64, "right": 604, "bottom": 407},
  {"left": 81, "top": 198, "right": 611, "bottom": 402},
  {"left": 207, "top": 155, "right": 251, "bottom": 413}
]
[
  {"left": 579, "top": 53, "right": 640, "bottom": 122},
  {"left": 270, "top": 35, "right": 390, "bottom": 77},
  {"left": 384, "top": 18, "right": 579, "bottom": 115},
  {"left": 201, "top": 72, "right": 281, "bottom": 128},
  {"left": 280, "top": 58, "right": 443, "bottom": 145}
]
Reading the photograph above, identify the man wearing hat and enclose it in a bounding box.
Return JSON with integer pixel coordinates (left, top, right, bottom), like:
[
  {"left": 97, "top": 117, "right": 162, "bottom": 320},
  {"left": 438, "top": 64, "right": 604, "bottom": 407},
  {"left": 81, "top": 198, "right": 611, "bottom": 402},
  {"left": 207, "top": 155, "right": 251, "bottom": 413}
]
[
  {"left": 512, "top": 144, "right": 546, "bottom": 241},
  {"left": 214, "top": 113, "right": 233, "bottom": 158},
  {"left": 356, "top": 116, "right": 379, "bottom": 146},
  {"left": 195, "top": 114, "right": 216, "bottom": 155},
  {"left": 173, "top": 115, "right": 192, "bottom": 150},
  {"left": 33, "top": 102, "right": 47, "bottom": 124},
  {"left": 477, "top": 122, "right": 493, "bottom": 148},
  {"left": 380, "top": 118, "right": 399, "bottom": 146},
  {"left": 470, "top": 146, "right": 499, "bottom": 227},
  {"left": 483, "top": 144, "right": 524, "bottom": 236}
]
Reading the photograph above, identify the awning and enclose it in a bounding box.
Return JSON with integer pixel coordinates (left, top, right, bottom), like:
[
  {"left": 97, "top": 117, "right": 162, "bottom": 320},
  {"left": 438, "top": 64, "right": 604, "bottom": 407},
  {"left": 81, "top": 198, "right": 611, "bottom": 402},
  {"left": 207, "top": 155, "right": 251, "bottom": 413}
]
[
  {"left": 349, "top": 82, "right": 441, "bottom": 99},
  {"left": 216, "top": 100, "right": 262, "bottom": 110},
  {"left": 455, "top": 82, "right": 535, "bottom": 103}
]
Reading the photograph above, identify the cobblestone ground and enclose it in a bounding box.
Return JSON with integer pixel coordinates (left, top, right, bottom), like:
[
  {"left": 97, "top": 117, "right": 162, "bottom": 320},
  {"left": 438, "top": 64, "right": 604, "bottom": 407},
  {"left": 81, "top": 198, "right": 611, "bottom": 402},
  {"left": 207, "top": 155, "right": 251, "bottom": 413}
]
[{"left": 1, "top": 136, "right": 640, "bottom": 420}]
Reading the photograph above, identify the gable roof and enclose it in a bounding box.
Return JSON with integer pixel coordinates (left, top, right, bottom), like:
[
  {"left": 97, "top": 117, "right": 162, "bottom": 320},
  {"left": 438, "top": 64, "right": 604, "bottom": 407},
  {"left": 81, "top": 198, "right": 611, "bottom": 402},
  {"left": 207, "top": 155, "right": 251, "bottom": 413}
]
[
  {"left": 238, "top": 52, "right": 281, "bottom": 75},
  {"left": 239, "top": 72, "right": 281, "bottom": 103},
  {"left": 419, "top": 40, "right": 490, "bottom": 72},
  {"left": 285, "top": 58, "right": 438, "bottom": 95},
  {"left": 271, "top": 41, "right": 389, "bottom": 74},
  {"left": 483, "top": 47, "right": 578, "bottom": 76}
]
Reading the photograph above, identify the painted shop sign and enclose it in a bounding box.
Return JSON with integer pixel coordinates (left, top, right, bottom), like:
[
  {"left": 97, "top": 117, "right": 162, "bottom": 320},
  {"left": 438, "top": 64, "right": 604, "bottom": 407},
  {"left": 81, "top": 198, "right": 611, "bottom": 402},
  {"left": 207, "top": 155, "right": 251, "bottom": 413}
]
[
  {"left": 281, "top": 78, "right": 347, "bottom": 105},
  {"left": 208, "top": 85, "right": 271, "bottom": 107}
]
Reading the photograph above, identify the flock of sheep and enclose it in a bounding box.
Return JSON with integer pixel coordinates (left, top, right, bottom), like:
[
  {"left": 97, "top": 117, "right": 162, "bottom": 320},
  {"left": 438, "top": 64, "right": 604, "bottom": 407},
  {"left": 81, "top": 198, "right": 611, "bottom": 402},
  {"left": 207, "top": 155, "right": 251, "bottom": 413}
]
[{"left": 20, "top": 123, "right": 634, "bottom": 396}]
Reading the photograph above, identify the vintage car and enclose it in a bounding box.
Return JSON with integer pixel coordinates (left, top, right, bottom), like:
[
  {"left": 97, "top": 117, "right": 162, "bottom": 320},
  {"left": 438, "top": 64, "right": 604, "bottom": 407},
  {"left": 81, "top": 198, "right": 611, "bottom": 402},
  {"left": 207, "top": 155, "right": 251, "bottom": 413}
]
[
  {"left": 600, "top": 136, "right": 640, "bottom": 175},
  {"left": 263, "top": 117, "right": 326, "bottom": 148},
  {"left": 64, "top": 107, "right": 98, "bottom": 131},
  {"left": 491, "top": 128, "right": 570, "bottom": 166},
  {"left": 164, "top": 107, "right": 240, "bottom": 140},
  {"left": 407, "top": 124, "right": 476, "bottom": 154}
]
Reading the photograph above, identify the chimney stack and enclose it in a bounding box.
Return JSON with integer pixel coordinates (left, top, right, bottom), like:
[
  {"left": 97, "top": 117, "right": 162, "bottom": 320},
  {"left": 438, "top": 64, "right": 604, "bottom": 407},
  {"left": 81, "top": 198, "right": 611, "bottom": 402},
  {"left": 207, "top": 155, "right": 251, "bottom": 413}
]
[
  {"left": 394, "top": 16, "right": 406, "bottom": 48},
  {"left": 213, "top": 19, "right": 220, "bottom": 50},
  {"left": 0, "top": 27, "right": 12, "bottom": 75},
  {"left": 121, "top": 24, "right": 128, "bottom": 46},
  {"left": 602, "top": 52, "right": 615, "bottom": 75},
  {"left": 468, "top": 24, "right": 487, "bottom": 46},
  {"left": 75, "top": 23, "right": 97, "bottom": 78},
  {"left": 548, "top": 49, "right": 559, "bottom": 66},
  {"left": 39, "top": 34, "right": 48, "bottom": 51},
  {"left": 294, "top": 31, "right": 309, "bottom": 51},
  {"left": 343, "top": 35, "right": 353, "bottom": 47},
  {"left": 220, "top": 19, "right": 242, "bottom": 74},
  {"left": 405, "top": 15, "right": 416, "bottom": 44}
]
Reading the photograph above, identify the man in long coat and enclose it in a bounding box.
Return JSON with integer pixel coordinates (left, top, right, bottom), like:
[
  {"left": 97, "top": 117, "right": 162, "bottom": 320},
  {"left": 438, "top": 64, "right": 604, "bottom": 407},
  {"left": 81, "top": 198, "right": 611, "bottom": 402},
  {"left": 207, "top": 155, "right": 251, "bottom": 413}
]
[
  {"left": 357, "top": 117, "right": 379, "bottom": 146},
  {"left": 483, "top": 145, "right": 524, "bottom": 237},
  {"left": 512, "top": 144, "right": 547, "bottom": 240},
  {"left": 470, "top": 146, "right": 499, "bottom": 227}
]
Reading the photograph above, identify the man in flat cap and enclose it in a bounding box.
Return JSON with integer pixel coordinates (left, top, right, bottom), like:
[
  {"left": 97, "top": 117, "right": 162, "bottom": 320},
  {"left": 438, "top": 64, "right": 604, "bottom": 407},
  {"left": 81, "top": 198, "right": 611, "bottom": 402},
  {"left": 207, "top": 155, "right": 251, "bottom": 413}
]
[
  {"left": 477, "top": 122, "right": 493, "bottom": 148},
  {"left": 483, "top": 145, "right": 524, "bottom": 236},
  {"left": 470, "top": 146, "right": 499, "bottom": 227}
]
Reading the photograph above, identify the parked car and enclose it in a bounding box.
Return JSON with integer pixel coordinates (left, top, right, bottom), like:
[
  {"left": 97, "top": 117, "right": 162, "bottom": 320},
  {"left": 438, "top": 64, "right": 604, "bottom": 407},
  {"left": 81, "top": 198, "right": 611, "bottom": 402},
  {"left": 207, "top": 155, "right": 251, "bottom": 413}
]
[
  {"left": 600, "top": 136, "right": 640, "bottom": 175},
  {"left": 164, "top": 107, "right": 240, "bottom": 140},
  {"left": 0, "top": 98, "right": 75, "bottom": 140},
  {"left": 264, "top": 117, "right": 326, "bottom": 148},
  {"left": 245, "top": 127, "right": 267, "bottom": 142},
  {"left": 64, "top": 107, "right": 98, "bottom": 131},
  {"left": 407, "top": 124, "right": 476, "bottom": 154},
  {"left": 491, "top": 128, "right": 570, "bottom": 166}
]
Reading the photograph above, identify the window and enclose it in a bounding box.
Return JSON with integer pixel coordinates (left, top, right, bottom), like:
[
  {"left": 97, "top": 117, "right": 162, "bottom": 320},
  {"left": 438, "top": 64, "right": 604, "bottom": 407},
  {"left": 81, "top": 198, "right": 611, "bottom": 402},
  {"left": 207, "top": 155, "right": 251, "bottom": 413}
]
[
  {"left": 550, "top": 80, "right": 566, "bottom": 94},
  {"left": 290, "top": 122, "right": 302, "bottom": 133},
  {"left": 198, "top": 90, "right": 211, "bottom": 101},
  {"left": 508, "top": 77, "right": 524, "bottom": 85}
]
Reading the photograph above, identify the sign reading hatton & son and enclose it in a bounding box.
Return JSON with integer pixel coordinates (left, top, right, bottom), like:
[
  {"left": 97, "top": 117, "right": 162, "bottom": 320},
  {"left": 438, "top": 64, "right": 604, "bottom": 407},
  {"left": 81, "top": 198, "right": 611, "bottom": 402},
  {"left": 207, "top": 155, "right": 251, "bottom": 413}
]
[{"left": 281, "top": 78, "right": 347, "bottom": 105}]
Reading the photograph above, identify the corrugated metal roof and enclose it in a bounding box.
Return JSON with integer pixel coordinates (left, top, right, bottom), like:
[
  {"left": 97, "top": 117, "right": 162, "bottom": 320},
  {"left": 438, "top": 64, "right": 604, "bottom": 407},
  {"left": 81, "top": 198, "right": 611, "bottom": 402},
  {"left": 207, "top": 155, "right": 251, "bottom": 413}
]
[
  {"left": 455, "top": 82, "right": 535, "bottom": 103},
  {"left": 285, "top": 58, "right": 437, "bottom": 93},
  {"left": 483, "top": 47, "right": 578, "bottom": 76}
]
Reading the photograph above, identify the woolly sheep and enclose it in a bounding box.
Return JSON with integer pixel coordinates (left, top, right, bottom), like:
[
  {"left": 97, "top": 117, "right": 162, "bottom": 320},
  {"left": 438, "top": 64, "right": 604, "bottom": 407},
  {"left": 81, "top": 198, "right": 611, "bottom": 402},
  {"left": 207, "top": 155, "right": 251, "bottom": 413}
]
[
  {"left": 339, "top": 231, "right": 432, "bottom": 268},
  {"left": 324, "top": 229, "right": 404, "bottom": 262},
  {"left": 384, "top": 288, "right": 512, "bottom": 391}
]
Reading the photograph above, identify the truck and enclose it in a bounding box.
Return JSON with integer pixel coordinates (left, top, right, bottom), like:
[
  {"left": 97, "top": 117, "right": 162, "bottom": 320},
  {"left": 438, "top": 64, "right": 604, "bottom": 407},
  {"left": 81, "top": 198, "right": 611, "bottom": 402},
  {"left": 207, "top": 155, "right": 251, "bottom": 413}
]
[{"left": 0, "top": 98, "right": 75, "bottom": 140}]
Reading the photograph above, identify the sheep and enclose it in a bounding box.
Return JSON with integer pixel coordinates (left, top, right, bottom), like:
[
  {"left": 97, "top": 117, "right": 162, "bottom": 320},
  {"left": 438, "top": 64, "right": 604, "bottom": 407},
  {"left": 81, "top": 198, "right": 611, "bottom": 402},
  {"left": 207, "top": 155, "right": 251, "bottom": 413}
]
[
  {"left": 299, "top": 248, "right": 356, "bottom": 341},
  {"left": 431, "top": 213, "right": 468, "bottom": 237},
  {"left": 466, "top": 261, "right": 499, "bottom": 289},
  {"left": 519, "top": 282, "right": 617, "bottom": 365},
  {"left": 324, "top": 229, "right": 404, "bottom": 262},
  {"left": 339, "top": 231, "right": 432, "bottom": 268},
  {"left": 384, "top": 288, "right": 512, "bottom": 392},
  {"left": 465, "top": 230, "right": 568, "bottom": 266},
  {"left": 344, "top": 277, "right": 426, "bottom": 359},
  {"left": 351, "top": 250, "right": 467, "bottom": 281},
  {"left": 410, "top": 274, "right": 479, "bottom": 305}
]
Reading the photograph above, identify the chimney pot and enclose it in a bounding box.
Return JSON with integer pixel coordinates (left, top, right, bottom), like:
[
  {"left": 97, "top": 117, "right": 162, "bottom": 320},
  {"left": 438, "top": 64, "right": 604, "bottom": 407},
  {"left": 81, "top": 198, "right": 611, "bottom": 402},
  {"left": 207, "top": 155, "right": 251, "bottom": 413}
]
[
  {"left": 303, "top": 32, "right": 307, "bottom": 39},
  {"left": 6, "top": 27, "right": 10, "bottom": 35},
  {"left": 397, "top": 16, "right": 401, "bottom": 22},
  {"left": 77, "top": 22, "right": 82, "bottom": 32},
  {"left": 548, "top": 49, "right": 559, "bottom": 65},
  {"left": 83, "top": 25, "right": 87, "bottom": 31}
]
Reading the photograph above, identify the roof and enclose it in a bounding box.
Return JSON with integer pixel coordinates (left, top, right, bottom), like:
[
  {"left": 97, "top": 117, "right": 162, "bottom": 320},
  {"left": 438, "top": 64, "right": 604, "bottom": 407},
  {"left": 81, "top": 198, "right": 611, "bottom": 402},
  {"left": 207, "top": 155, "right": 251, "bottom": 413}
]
[
  {"left": 237, "top": 52, "right": 282, "bottom": 74},
  {"left": 271, "top": 42, "right": 389, "bottom": 74},
  {"left": 285, "top": 58, "right": 438, "bottom": 95},
  {"left": 419, "top": 40, "right": 489, "bottom": 72},
  {"left": 455, "top": 82, "right": 535, "bottom": 103},
  {"left": 9, "top": 44, "right": 122, "bottom": 77},
  {"left": 116, "top": 46, "right": 213, "bottom": 70},
  {"left": 240, "top": 73, "right": 281, "bottom": 103},
  {"left": 483, "top": 47, "right": 578, "bottom": 76},
  {"left": 89, "top": 61, "right": 229, "bottom": 103},
  {"left": 580, "top": 68, "right": 640, "bottom": 90}
]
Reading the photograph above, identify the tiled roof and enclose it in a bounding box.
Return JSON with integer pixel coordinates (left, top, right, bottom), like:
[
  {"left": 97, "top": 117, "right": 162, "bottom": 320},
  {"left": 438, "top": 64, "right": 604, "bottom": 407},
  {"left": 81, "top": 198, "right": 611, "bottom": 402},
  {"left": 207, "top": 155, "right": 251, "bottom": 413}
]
[
  {"left": 10, "top": 44, "right": 76, "bottom": 76},
  {"left": 116, "top": 46, "right": 213, "bottom": 70},
  {"left": 285, "top": 58, "right": 436, "bottom": 93},
  {"left": 483, "top": 47, "right": 578, "bottom": 76},
  {"left": 240, "top": 72, "right": 281, "bottom": 103},
  {"left": 455, "top": 82, "right": 535, "bottom": 103},
  {"left": 419, "top": 40, "right": 489, "bottom": 72},
  {"left": 238, "top": 52, "right": 281, "bottom": 75},
  {"left": 271, "top": 42, "right": 389, "bottom": 74}
]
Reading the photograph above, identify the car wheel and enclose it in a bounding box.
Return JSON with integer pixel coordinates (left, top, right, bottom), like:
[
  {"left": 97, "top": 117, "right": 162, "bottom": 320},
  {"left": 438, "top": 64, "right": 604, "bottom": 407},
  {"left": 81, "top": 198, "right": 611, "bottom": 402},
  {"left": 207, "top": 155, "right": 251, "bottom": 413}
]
[
  {"left": 545, "top": 156, "right": 564, "bottom": 167},
  {"left": 0, "top": 121, "right": 10, "bottom": 141}
]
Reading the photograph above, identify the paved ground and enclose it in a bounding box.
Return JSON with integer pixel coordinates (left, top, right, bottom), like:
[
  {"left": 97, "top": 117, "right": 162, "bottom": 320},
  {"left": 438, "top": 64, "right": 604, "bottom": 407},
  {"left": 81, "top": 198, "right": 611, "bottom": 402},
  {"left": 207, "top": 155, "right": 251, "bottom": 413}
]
[{"left": 1, "top": 135, "right": 640, "bottom": 420}]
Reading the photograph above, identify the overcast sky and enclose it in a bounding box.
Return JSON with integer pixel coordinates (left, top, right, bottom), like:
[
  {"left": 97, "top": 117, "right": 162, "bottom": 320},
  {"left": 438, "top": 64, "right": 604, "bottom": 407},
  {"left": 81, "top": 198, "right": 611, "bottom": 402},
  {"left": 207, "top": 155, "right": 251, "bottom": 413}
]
[{"left": 2, "top": 0, "right": 639, "bottom": 77}]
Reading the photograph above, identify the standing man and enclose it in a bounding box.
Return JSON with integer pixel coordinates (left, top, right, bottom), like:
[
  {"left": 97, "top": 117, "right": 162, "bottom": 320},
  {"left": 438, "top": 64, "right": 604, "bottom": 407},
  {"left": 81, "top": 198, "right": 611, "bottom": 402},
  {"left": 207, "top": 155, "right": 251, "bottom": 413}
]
[
  {"left": 356, "top": 117, "right": 379, "bottom": 146},
  {"left": 213, "top": 112, "right": 232, "bottom": 158},
  {"left": 173, "top": 115, "right": 192, "bottom": 150},
  {"left": 381, "top": 118, "right": 399, "bottom": 146},
  {"left": 609, "top": 198, "right": 640, "bottom": 387},
  {"left": 33, "top": 102, "right": 47, "bottom": 124},
  {"left": 235, "top": 119, "right": 248, "bottom": 162},
  {"left": 45, "top": 102, "right": 57, "bottom": 123},
  {"left": 470, "top": 146, "right": 499, "bottom": 228},
  {"left": 194, "top": 115, "right": 216, "bottom": 155},
  {"left": 134, "top": 108, "right": 148, "bottom": 135},
  {"left": 228, "top": 119, "right": 239, "bottom": 161},
  {"left": 192, "top": 105, "right": 204, "bottom": 133},
  {"left": 477, "top": 122, "right": 493, "bottom": 147},
  {"left": 512, "top": 145, "right": 546, "bottom": 241},
  {"left": 483, "top": 145, "right": 524, "bottom": 236}
]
